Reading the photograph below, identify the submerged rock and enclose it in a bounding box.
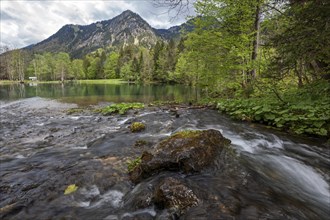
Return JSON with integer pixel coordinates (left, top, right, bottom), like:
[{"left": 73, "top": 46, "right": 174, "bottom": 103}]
[
  {"left": 129, "top": 129, "right": 231, "bottom": 183},
  {"left": 154, "top": 177, "right": 199, "bottom": 215}
]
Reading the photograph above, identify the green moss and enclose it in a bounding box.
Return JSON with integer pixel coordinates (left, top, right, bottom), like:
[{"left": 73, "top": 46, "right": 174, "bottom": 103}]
[
  {"left": 130, "top": 122, "right": 146, "bottom": 132},
  {"left": 127, "top": 157, "right": 142, "bottom": 172},
  {"left": 66, "top": 108, "right": 84, "bottom": 115},
  {"left": 171, "top": 130, "right": 203, "bottom": 139},
  {"left": 98, "top": 102, "right": 144, "bottom": 115}
]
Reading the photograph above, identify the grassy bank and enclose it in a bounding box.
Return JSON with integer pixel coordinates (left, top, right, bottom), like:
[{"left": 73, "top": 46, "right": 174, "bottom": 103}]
[
  {"left": 76, "top": 79, "right": 125, "bottom": 84},
  {"left": 0, "top": 79, "right": 125, "bottom": 85}
]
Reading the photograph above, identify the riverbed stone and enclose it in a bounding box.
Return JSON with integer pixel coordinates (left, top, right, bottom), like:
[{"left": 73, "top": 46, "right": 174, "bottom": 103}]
[
  {"left": 153, "top": 177, "right": 199, "bottom": 215},
  {"left": 129, "top": 129, "right": 231, "bottom": 183}
]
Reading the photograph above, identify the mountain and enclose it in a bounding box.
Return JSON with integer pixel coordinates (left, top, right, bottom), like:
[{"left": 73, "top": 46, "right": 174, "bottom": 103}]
[
  {"left": 154, "top": 19, "right": 195, "bottom": 40},
  {"left": 28, "top": 10, "right": 185, "bottom": 58}
]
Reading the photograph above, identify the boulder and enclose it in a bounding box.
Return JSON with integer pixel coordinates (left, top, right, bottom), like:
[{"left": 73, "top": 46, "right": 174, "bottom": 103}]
[
  {"left": 129, "top": 129, "right": 231, "bottom": 183},
  {"left": 153, "top": 177, "right": 199, "bottom": 215}
]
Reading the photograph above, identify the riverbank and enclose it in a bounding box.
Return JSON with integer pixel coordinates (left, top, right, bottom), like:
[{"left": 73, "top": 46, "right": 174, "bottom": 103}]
[
  {"left": 0, "top": 79, "right": 125, "bottom": 85},
  {"left": 200, "top": 81, "right": 330, "bottom": 139},
  {"left": 1, "top": 97, "right": 329, "bottom": 219}
]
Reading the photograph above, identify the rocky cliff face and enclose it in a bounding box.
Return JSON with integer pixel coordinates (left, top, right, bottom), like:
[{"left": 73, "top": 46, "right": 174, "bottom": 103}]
[{"left": 28, "top": 10, "right": 183, "bottom": 58}]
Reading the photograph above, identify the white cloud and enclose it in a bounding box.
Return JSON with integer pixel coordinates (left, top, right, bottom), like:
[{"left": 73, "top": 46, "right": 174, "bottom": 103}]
[{"left": 0, "top": 0, "right": 194, "bottom": 48}]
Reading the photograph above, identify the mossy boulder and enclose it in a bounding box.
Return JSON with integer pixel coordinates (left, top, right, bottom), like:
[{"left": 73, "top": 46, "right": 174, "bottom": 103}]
[
  {"left": 130, "top": 122, "right": 146, "bottom": 133},
  {"left": 129, "top": 129, "right": 231, "bottom": 183},
  {"left": 98, "top": 103, "right": 144, "bottom": 115}
]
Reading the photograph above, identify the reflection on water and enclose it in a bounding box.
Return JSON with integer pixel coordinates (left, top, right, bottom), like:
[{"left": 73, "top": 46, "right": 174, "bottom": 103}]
[{"left": 0, "top": 82, "right": 200, "bottom": 105}]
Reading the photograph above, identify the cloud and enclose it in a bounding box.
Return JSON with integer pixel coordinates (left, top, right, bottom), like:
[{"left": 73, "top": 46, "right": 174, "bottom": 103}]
[{"left": 0, "top": 0, "right": 194, "bottom": 49}]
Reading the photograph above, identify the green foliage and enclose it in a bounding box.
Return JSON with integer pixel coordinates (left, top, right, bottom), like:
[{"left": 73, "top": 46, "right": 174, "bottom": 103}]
[
  {"left": 130, "top": 122, "right": 146, "bottom": 132},
  {"left": 217, "top": 84, "right": 330, "bottom": 137},
  {"left": 87, "top": 56, "right": 101, "bottom": 79},
  {"left": 71, "top": 59, "right": 85, "bottom": 79},
  {"left": 267, "top": 0, "right": 330, "bottom": 81},
  {"left": 127, "top": 156, "right": 142, "bottom": 172},
  {"left": 104, "top": 52, "right": 120, "bottom": 79},
  {"left": 98, "top": 102, "right": 144, "bottom": 115}
]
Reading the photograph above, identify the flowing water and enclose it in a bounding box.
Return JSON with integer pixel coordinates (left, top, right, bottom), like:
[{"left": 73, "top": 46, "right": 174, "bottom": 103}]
[{"left": 0, "top": 86, "right": 329, "bottom": 219}]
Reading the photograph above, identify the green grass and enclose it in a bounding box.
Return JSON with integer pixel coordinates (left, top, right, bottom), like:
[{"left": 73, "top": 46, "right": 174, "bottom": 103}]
[
  {"left": 0, "top": 80, "right": 22, "bottom": 85},
  {"left": 0, "top": 79, "right": 126, "bottom": 85},
  {"left": 77, "top": 79, "right": 126, "bottom": 84},
  {"left": 127, "top": 157, "right": 142, "bottom": 172}
]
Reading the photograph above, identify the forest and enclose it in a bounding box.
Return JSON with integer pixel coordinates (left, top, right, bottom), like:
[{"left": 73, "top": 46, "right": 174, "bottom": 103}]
[{"left": 0, "top": 0, "right": 329, "bottom": 137}]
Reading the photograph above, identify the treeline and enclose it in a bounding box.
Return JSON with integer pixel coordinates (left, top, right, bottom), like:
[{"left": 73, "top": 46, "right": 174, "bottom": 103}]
[
  {"left": 171, "top": 0, "right": 330, "bottom": 96},
  {"left": 0, "top": 39, "right": 182, "bottom": 83},
  {"left": 174, "top": 0, "right": 329, "bottom": 136}
]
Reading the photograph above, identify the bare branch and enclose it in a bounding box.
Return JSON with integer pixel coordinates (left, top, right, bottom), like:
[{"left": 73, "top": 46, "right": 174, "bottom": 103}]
[
  {"left": 264, "top": 3, "right": 285, "bottom": 15},
  {"left": 152, "top": 0, "right": 193, "bottom": 21}
]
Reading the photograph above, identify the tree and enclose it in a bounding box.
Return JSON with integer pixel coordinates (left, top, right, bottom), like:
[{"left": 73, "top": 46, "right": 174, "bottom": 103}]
[
  {"left": 71, "top": 59, "right": 85, "bottom": 79},
  {"left": 268, "top": 0, "right": 330, "bottom": 86},
  {"left": 153, "top": 0, "right": 193, "bottom": 18},
  {"left": 166, "top": 39, "right": 177, "bottom": 73},
  {"left": 131, "top": 57, "right": 140, "bottom": 81},
  {"left": 139, "top": 48, "right": 153, "bottom": 83},
  {"left": 0, "top": 45, "right": 12, "bottom": 80},
  {"left": 87, "top": 56, "right": 101, "bottom": 79},
  {"left": 54, "top": 52, "right": 71, "bottom": 81},
  {"left": 104, "top": 52, "right": 120, "bottom": 79},
  {"left": 120, "top": 62, "right": 133, "bottom": 81},
  {"left": 153, "top": 41, "right": 168, "bottom": 82}
]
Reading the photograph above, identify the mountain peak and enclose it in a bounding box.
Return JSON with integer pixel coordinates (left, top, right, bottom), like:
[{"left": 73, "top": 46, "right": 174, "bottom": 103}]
[
  {"left": 116, "top": 9, "right": 140, "bottom": 19},
  {"left": 122, "top": 9, "right": 135, "bottom": 15},
  {"left": 28, "top": 10, "right": 188, "bottom": 58}
]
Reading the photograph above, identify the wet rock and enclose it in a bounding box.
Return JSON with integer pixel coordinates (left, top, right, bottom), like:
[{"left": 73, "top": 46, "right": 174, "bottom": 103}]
[
  {"left": 129, "top": 129, "right": 231, "bottom": 183},
  {"left": 49, "top": 127, "right": 60, "bottom": 132},
  {"left": 44, "top": 135, "right": 54, "bottom": 140},
  {"left": 134, "top": 140, "right": 149, "bottom": 148},
  {"left": 0, "top": 202, "right": 26, "bottom": 219},
  {"left": 123, "top": 185, "right": 153, "bottom": 210},
  {"left": 130, "top": 122, "right": 146, "bottom": 133},
  {"left": 153, "top": 177, "right": 199, "bottom": 216}
]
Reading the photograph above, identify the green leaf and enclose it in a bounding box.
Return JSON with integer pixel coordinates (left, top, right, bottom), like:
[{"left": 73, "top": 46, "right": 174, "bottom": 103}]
[
  {"left": 64, "top": 184, "right": 78, "bottom": 195},
  {"left": 312, "top": 121, "right": 325, "bottom": 128},
  {"left": 264, "top": 113, "right": 276, "bottom": 120}
]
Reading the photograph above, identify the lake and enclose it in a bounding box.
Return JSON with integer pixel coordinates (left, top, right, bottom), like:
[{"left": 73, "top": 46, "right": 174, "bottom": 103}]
[{"left": 0, "top": 82, "right": 200, "bottom": 105}]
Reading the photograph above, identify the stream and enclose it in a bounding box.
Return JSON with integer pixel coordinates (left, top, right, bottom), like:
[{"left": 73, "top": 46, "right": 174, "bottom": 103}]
[{"left": 0, "top": 97, "right": 329, "bottom": 219}]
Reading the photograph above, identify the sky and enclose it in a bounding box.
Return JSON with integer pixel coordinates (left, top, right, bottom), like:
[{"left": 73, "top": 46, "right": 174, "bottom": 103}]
[{"left": 0, "top": 0, "right": 195, "bottom": 49}]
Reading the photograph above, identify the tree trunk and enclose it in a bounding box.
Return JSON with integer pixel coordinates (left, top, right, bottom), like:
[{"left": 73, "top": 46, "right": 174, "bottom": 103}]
[
  {"left": 61, "top": 66, "right": 64, "bottom": 82},
  {"left": 249, "top": 1, "right": 261, "bottom": 80},
  {"left": 295, "top": 61, "right": 303, "bottom": 87}
]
